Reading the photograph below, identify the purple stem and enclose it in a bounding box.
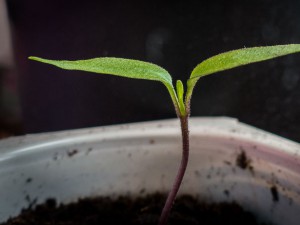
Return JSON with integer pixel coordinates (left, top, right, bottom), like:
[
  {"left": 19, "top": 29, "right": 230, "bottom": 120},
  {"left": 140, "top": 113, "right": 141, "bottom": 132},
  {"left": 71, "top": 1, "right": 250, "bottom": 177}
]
[{"left": 158, "top": 115, "right": 189, "bottom": 225}]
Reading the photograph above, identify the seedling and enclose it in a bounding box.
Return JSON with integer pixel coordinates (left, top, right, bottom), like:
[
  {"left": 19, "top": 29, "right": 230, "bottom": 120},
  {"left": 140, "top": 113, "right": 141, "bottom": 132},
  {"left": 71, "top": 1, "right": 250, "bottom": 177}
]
[{"left": 29, "top": 44, "right": 300, "bottom": 225}]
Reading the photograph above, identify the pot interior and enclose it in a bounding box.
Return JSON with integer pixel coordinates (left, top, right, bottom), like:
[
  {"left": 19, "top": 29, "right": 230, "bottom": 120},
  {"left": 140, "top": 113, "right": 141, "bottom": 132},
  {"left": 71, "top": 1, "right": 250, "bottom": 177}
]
[{"left": 0, "top": 117, "right": 299, "bottom": 225}]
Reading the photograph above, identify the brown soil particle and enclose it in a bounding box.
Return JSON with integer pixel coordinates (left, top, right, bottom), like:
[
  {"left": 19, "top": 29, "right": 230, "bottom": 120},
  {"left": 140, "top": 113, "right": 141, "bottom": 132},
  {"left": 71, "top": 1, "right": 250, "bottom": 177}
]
[{"left": 2, "top": 194, "right": 272, "bottom": 225}]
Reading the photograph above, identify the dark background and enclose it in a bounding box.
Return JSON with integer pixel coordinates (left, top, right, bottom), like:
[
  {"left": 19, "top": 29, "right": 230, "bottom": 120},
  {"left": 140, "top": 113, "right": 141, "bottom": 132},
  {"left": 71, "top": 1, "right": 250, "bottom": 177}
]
[{"left": 6, "top": 0, "right": 300, "bottom": 142}]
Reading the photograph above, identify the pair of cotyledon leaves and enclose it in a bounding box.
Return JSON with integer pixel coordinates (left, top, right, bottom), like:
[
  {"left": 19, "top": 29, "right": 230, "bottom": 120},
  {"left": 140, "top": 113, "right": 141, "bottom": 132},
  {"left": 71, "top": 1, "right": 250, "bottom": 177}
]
[{"left": 29, "top": 44, "right": 300, "bottom": 116}]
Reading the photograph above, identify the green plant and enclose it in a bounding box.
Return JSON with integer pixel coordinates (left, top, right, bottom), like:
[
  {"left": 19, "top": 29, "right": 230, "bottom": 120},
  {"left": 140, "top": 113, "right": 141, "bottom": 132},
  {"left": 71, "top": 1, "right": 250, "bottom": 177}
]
[{"left": 29, "top": 44, "right": 300, "bottom": 225}]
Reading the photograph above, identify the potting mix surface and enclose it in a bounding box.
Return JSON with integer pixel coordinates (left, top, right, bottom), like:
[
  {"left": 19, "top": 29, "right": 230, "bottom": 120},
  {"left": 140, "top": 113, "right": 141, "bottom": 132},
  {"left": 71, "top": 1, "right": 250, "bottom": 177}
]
[{"left": 2, "top": 194, "right": 271, "bottom": 225}]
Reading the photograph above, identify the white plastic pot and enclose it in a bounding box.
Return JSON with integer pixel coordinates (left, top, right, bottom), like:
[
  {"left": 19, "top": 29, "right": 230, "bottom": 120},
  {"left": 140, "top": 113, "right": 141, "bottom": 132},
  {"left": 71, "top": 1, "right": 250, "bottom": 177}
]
[{"left": 0, "top": 117, "right": 299, "bottom": 224}]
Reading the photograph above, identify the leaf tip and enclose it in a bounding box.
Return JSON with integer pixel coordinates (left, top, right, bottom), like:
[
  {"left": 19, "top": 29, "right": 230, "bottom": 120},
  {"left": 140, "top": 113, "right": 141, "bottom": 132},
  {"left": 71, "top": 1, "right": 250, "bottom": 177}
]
[{"left": 28, "top": 56, "right": 41, "bottom": 62}]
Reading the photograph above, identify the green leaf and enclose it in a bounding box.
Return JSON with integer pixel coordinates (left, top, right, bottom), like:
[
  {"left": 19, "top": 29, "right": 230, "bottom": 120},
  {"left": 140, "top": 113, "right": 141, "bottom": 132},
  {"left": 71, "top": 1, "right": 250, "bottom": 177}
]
[
  {"left": 29, "top": 56, "right": 181, "bottom": 114},
  {"left": 186, "top": 44, "right": 300, "bottom": 102},
  {"left": 29, "top": 56, "right": 173, "bottom": 85},
  {"left": 176, "top": 80, "right": 184, "bottom": 100},
  {"left": 190, "top": 44, "right": 300, "bottom": 80},
  {"left": 176, "top": 80, "right": 186, "bottom": 115}
]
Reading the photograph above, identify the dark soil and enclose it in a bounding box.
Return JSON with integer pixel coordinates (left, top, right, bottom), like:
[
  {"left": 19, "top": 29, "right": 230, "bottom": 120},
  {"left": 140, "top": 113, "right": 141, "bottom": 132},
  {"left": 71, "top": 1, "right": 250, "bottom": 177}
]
[{"left": 2, "top": 194, "right": 271, "bottom": 225}]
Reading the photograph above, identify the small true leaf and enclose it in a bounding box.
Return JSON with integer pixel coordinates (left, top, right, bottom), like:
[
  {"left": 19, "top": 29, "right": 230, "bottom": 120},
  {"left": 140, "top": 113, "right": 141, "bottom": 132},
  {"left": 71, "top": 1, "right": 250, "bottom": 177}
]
[
  {"left": 176, "top": 80, "right": 184, "bottom": 101},
  {"left": 176, "top": 80, "right": 186, "bottom": 115}
]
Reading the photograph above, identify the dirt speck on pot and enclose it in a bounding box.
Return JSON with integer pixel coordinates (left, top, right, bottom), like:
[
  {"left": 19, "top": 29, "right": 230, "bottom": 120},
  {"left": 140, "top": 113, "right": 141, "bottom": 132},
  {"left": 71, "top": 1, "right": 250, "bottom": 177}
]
[
  {"left": 86, "top": 147, "right": 93, "bottom": 155},
  {"left": 270, "top": 185, "right": 279, "bottom": 202},
  {"left": 149, "top": 139, "right": 155, "bottom": 144},
  {"left": 194, "top": 170, "right": 201, "bottom": 177},
  {"left": 223, "top": 189, "right": 230, "bottom": 197},
  {"left": 224, "top": 160, "right": 232, "bottom": 165},
  {"left": 24, "top": 195, "right": 38, "bottom": 210},
  {"left": 139, "top": 188, "right": 146, "bottom": 194},
  {"left": 25, "top": 178, "right": 32, "bottom": 184},
  {"left": 53, "top": 152, "right": 59, "bottom": 160},
  {"left": 236, "top": 149, "right": 253, "bottom": 172},
  {"left": 67, "top": 149, "right": 78, "bottom": 157}
]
